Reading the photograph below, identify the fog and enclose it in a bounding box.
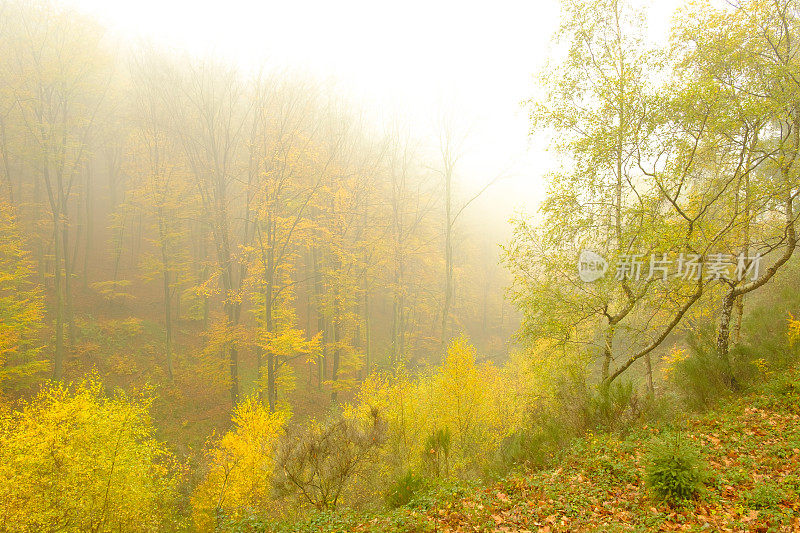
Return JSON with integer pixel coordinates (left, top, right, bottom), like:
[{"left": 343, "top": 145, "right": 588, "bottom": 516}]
[
  {"left": 63, "top": 0, "right": 558, "bottom": 218},
  {"left": 57, "top": 0, "right": 685, "bottom": 227}
]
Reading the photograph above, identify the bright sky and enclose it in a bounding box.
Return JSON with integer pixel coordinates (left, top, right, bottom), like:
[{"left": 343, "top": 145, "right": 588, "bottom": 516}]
[{"left": 64, "top": 0, "right": 682, "bottom": 230}]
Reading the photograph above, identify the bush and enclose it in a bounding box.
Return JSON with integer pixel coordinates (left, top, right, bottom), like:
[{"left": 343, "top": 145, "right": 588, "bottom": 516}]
[
  {"left": 671, "top": 303, "right": 800, "bottom": 411},
  {"left": 385, "top": 470, "right": 424, "bottom": 508},
  {"left": 353, "top": 338, "right": 508, "bottom": 483},
  {"left": 670, "top": 332, "right": 740, "bottom": 410},
  {"left": 191, "top": 397, "right": 288, "bottom": 531},
  {"left": 0, "top": 379, "right": 179, "bottom": 532},
  {"left": 736, "top": 286, "right": 800, "bottom": 372},
  {"left": 273, "top": 407, "right": 386, "bottom": 510},
  {"left": 486, "top": 422, "right": 563, "bottom": 478},
  {"left": 491, "top": 430, "right": 536, "bottom": 474},
  {"left": 589, "top": 380, "right": 636, "bottom": 430},
  {"left": 645, "top": 434, "right": 707, "bottom": 506},
  {"left": 553, "top": 369, "right": 638, "bottom": 433}
]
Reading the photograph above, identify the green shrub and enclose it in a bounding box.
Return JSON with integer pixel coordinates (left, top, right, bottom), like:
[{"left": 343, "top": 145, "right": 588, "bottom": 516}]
[
  {"left": 672, "top": 303, "right": 800, "bottom": 411},
  {"left": 404, "top": 479, "right": 470, "bottom": 511},
  {"left": 735, "top": 287, "right": 800, "bottom": 372},
  {"left": 552, "top": 370, "right": 639, "bottom": 433},
  {"left": 671, "top": 332, "right": 739, "bottom": 410},
  {"left": 422, "top": 428, "right": 451, "bottom": 479},
  {"left": 645, "top": 434, "right": 707, "bottom": 506},
  {"left": 589, "top": 380, "right": 635, "bottom": 430},
  {"left": 636, "top": 389, "right": 680, "bottom": 426},
  {"left": 486, "top": 428, "right": 547, "bottom": 479},
  {"left": 385, "top": 470, "right": 424, "bottom": 508}
]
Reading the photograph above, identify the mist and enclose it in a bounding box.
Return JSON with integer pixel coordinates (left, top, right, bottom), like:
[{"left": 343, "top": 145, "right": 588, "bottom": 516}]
[{"left": 2, "top": 0, "right": 800, "bottom": 530}]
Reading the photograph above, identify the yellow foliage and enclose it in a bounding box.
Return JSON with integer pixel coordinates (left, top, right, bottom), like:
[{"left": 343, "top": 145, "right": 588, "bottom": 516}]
[
  {"left": 191, "top": 397, "right": 289, "bottom": 531},
  {"left": 501, "top": 337, "right": 591, "bottom": 420},
  {"left": 353, "top": 337, "right": 511, "bottom": 482},
  {"left": 90, "top": 279, "right": 136, "bottom": 305},
  {"left": 0, "top": 379, "right": 179, "bottom": 532},
  {"left": 661, "top": 346, "right": 689, "bottom": 381},
  {"left": 788, "top": 314, "right": 800, "bottom": 344},
  {"left": 431, "top": 337, "right": 507, "bottom": 471},
  {"left": 355, "top": 366, "right": 431, "bottom": 473}
]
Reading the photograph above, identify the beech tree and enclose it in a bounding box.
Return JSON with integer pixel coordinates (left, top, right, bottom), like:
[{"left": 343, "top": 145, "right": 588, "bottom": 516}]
[
  {"left": 248, "top": 77, "right": 327, "bottom": 411},
  {"left": 8, "top": 2, "right": 109, "bottom": 378},
  {"left": 171, "top": 60, "right": 250, "bottom": 404}
]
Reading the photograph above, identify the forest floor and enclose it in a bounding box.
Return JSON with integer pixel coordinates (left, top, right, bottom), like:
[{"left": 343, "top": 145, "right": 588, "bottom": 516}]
[{"left": 275, "top": 367, "right": 800, "bottom": 532}]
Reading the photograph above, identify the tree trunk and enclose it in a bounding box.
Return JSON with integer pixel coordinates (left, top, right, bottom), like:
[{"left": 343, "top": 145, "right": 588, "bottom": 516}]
[
  {"left": 82, "top": 167, "right": 93, "bottom": 289},
  {"left": 163, "top": 266, "right": 173, "bottom": 380},
  {"left": 264, "top": 268, "right": 276, "bottom": 411},
  {"left": 331, "top": 297, "right": 340, "bottom": 403},
  {"left": 601, "top": 321, "right": 616, "bottom": 383},
  {"left": 52, "top": 212, "right": 65, "bottom": 380},
  {"left": 363, "top": 281, "right": 371, "bottom": 375},
  {"left": 62, "top": 195, "right": 76, "bottom": 346},
  {"left": 312, "top": 247, "right": 326, "bottom": 388},
  {"left": 214, "top": 196, "right": 239, "bottom": 405},
  {"left": 391, "top": 256, "right": 406, "bottom": 365},
  {"left": 716, "top": 289, "right": 738, "bottom": 390},
  {"left": 267, "top": 349, "right": 276, "bottom": 413},
  {"left": 441, "top": 184, "right": 453, "bottom": 351},
  {"left": 0, "top": 118, "right": 13, "bottom": 204},
  {"left": 159, "top": 208, "right": 174, "bottom": 380},
  {"left": 200, "top": 229, "right": 209, "bottom": 330}
]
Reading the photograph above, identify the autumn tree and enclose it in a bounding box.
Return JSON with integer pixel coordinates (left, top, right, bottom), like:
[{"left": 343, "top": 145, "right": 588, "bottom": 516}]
[
  {"left": 0, "top": 0, "right": 19, "bottom": 203},
  {"left": 318, "top": 127, "right": 382, "bottom": 399},
  {"left": 512, "top": 0, "right": 670, "bottom": 386},
  {"left": 248, "top": 77, "right": 326, "bottom": 411},
  {"left": 192, "top": 396, "right": 288, "bottom": 530},
  {"left": 435, "top": 113, "right": 501, "bottom": 352},
  {"left": 385, "top": 125, "right": 438, "bottom": 364},
  {"left": 508, "top": 0, "right": 738, "bottom": 390}
]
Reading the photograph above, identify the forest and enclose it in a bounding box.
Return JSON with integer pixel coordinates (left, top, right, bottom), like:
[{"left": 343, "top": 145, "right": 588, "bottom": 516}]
[{"left": 1, "top": 0, "right": 800, "bottom": 531}]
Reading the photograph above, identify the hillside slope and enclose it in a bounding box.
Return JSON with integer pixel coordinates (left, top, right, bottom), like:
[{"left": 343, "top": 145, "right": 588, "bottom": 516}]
[{"left": 270, "top": 368, "right": 800, "bottom": 532}]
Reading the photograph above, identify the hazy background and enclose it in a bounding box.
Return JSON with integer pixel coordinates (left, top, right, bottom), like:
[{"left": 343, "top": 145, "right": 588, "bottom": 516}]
[{"left": 61, "top": 0, "right": 682, "bottom": 237}]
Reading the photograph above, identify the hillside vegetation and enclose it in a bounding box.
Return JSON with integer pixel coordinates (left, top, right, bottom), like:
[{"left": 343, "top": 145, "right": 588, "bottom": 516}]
[{"left": 259, "top": 364, "right": 800, "bottom": 532}]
